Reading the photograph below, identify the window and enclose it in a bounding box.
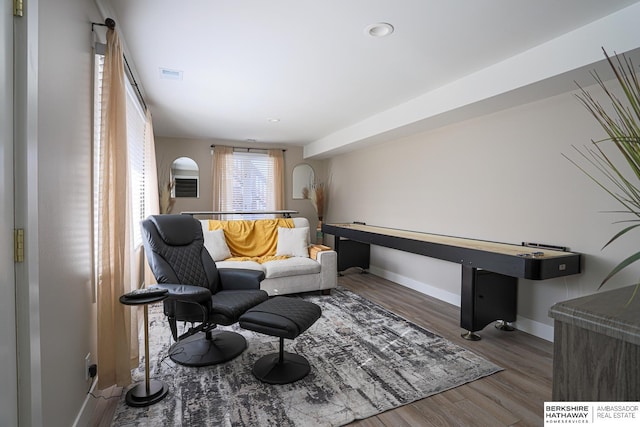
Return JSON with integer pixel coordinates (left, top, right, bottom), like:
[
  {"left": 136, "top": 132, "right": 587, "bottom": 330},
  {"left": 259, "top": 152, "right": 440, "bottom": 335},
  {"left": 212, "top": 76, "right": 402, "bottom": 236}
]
[
  {"left": 124, "top": 78, "right": 147, "bottom": 247},
  {"left": 92, "top": 51, "right": 104, "bottom": 286},
  {"left": 232, "top": 151, "right": 273, "bottom": 215},
  {"left": 215, "top": 149, "right": 280, "bottom": 219}
]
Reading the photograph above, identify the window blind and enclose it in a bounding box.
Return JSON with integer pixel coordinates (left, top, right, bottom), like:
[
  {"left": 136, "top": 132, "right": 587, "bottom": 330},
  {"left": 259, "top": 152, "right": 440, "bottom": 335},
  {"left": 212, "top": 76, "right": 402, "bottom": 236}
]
[
  {"left": 92, "top": 53, "right": 104, "bottom": 283},
  {"left": 125, "top": 78, "right": 147, "bottom": 247},
  {"left": 174, "top": 178, "right": 198, "bottom": 197},
  {"left": 231, "top": 151, "right": 276, "bottom": 219}
]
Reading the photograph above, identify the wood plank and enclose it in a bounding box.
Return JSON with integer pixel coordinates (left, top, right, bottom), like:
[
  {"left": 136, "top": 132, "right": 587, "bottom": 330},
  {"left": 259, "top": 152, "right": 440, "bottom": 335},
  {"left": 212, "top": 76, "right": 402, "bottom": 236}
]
[
  {"left": 455, "top": 386, "right": 521, "bottom": 425},
  {"left": 88, "top": 385, "right": 122, "bottom": 427}
]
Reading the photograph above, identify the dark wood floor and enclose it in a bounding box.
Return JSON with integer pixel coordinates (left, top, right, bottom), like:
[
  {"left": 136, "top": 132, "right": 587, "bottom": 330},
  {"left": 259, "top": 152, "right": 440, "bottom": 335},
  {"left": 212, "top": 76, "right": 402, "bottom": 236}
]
[{"left": 91, "top": 273, "right": 553, "bottom": 426}]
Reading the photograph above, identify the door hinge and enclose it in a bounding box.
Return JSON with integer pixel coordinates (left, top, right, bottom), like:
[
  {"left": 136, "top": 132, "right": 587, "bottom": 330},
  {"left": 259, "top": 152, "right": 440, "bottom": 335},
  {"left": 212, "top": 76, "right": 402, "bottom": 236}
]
[
  {"left": 14, "top": 229, "right": 24, "bottom": 263},
  {"left": 14, "top": 0, "right": 24, "bottom": 17}
]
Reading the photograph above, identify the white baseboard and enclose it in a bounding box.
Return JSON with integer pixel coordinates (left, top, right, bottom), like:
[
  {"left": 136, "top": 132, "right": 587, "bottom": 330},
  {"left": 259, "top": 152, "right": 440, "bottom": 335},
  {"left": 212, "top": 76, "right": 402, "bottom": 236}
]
[
  {"left": 73, "top": 377, "right": 98, "bottom": 427},
  {"left": 368, "top": 266, "right": 554, "bottom": 342},
  {"left": 369, "top": 266, "right": 461, "bottom": 307},
  {"left": 515, "top": 315, "right": 554, "bottom": 342}
]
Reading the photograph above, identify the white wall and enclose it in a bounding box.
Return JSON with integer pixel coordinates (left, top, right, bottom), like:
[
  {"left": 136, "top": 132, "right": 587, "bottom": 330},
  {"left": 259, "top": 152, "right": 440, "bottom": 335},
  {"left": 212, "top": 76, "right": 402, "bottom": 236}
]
[
  {"left": 18, "top": 0, "right": 101, "bottom": 425},
  {"left": 325, "top": 80, "right": 639, "bottom": 340}
]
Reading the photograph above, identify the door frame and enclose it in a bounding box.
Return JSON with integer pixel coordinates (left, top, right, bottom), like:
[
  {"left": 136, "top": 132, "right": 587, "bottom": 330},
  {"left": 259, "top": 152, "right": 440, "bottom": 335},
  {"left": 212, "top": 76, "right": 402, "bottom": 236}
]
[
  {"left": 0, "top": 0, "right": 18, "bottom": 425},
  {"left": 13, "top": 0, "right": 43, "bottom": 425}
]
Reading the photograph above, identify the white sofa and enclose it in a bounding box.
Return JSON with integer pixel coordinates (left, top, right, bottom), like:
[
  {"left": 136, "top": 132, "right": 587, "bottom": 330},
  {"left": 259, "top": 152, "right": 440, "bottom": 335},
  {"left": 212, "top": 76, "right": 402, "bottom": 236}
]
[{"left": 199, "top": 217, "right": 337, "bottom": 296}]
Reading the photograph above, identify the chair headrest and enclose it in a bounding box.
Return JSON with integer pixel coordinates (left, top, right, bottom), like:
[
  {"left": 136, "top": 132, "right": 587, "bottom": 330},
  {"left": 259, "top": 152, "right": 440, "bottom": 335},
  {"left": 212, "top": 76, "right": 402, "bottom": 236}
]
[{"left": 149, "top": 215, "right": 202, "bottom": 246}]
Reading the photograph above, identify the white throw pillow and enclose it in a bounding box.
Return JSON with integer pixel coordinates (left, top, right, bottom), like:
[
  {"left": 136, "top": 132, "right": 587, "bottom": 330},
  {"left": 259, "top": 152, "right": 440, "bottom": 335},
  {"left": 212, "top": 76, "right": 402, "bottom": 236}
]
[
  {"left": 275, "top": 227, "right": 310, "bottom": 258},
  {"left": 203, "top": 229, "right": 232, "bottom": 261}
]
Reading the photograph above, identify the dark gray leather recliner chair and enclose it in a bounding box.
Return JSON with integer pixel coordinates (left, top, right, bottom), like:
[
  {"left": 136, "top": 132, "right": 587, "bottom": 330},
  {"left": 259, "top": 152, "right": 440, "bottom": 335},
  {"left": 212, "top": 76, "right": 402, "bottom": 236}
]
[{"left": 141, "top": 214, "right": 268, "bottom": 367}]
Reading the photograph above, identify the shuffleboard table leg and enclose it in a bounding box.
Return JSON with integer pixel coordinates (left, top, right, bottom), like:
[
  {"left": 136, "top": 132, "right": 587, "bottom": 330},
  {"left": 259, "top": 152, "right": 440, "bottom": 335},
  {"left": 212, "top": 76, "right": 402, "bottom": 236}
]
[
  {"left": 461, "top": 331, "right": 482, "bottom": 341},
  {"left": 495, "top": 320, "right": 515, "bottom": 331},
  {"left": 460, "top": 265, "right": 518, "bottom": 341}
]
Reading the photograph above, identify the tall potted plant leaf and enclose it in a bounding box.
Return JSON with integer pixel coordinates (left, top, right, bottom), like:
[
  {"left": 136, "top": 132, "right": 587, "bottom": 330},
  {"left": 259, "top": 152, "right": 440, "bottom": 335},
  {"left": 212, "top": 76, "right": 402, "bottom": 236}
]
[{"left": 565, "top": 49, "right": 640, "bottom": 297}]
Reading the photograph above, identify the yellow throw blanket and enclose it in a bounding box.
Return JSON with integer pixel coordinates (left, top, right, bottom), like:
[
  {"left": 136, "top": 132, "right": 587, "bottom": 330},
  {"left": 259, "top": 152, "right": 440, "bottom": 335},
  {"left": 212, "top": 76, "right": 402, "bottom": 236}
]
[{"left": 207, "top": 218, "right": 295, "bottom": 263}]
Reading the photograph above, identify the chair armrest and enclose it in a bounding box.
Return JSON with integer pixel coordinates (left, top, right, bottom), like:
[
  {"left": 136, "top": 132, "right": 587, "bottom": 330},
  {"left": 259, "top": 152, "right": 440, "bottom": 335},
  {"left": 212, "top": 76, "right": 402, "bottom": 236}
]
[
  {"left": 149, "top": 283, "right": 211, "bottom": 304},
  {"left": 219, "top": 268, "right": 265, "bottom": 291}
]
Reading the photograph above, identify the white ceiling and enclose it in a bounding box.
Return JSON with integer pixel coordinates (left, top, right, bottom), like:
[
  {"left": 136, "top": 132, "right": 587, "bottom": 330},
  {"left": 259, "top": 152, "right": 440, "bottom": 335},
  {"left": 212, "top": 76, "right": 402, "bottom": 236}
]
[{"left": 104, "top": 0, "right": 640, "bottom": 156}]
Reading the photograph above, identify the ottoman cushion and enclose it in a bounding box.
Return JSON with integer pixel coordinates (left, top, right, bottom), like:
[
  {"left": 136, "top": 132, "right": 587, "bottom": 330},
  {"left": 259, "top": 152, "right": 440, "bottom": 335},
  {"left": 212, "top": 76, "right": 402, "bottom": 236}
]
[{"left": 239, "top": 296, "right": 321, "bottom": 340}]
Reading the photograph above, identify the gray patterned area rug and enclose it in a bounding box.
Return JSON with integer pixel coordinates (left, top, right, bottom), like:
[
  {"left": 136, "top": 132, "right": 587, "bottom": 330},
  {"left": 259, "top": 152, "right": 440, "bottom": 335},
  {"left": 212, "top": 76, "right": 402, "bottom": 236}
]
[{"left": 112, "top": 287, "right": 501, "bottom": 426}]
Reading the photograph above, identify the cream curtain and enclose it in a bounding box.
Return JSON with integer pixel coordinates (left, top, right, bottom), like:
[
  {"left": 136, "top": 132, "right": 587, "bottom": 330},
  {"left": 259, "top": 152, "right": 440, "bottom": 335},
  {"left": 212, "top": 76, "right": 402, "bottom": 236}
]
[
  {"left": 97, "top": 28, "right": 138, "bottom": 388},
  {"left": 212, "top": 145, "right": 234, "bottom": 211},
  {"left": 269, "top": 149, "right": 285, "bottom": 210}
]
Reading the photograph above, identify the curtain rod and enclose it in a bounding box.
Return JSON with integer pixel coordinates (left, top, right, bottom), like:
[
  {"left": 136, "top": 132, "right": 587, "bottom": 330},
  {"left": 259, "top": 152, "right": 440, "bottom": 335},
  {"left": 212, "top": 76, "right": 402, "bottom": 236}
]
[
  {"left": 91, "top": 18, "right": 148, "bottom": 112},
  {"left": 210, "top": 145, "right": 286, "bottom": 152},
  {"left": 91, "top": 18, "right": 115, "bottom": 31}
]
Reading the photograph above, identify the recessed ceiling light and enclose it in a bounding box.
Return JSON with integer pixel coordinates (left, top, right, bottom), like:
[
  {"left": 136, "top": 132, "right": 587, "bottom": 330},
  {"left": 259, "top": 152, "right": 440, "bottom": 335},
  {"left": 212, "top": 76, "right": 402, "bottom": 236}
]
[
  {"left": 246, "top": 138, "right": 257, "bottom": 143},
  {"left": 268, "top": 118, "right": 280, "bottom": 123},
  {"left": 364, "top": 22, "right": 394, "bottom": 38}
]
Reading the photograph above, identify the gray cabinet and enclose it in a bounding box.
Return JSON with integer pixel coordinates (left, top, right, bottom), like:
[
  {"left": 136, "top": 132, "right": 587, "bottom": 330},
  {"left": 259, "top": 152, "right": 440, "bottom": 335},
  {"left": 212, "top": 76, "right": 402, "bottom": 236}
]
[{"left": 549, "top": 285, "right": 640, "bottom": 401}]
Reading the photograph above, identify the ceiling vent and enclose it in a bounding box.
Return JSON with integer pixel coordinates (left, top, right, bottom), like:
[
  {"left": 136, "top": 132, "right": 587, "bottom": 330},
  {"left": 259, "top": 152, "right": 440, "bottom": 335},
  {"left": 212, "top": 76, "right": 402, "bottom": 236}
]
[{"left": 159, "top": 68, "right": 183, "bottom": 80}]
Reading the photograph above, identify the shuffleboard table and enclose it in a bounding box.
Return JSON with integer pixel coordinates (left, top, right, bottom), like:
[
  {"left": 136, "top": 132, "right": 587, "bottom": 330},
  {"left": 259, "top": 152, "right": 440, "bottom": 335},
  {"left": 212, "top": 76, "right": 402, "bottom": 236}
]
[{"left": 322, "top": 222, "right": 582, "bottom": 340}]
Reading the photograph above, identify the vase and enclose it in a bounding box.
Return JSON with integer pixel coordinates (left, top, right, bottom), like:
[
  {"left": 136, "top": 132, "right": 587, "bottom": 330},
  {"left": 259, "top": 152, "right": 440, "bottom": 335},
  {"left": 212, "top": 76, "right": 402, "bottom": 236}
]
[{"left": 316, "top": 219, "right": 323, "bottom": 245}]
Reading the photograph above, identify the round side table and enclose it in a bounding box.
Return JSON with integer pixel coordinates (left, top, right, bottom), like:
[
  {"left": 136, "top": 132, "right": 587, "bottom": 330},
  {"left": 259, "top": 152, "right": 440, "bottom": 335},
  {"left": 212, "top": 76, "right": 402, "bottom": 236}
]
[{"left": 119, "top": 293, "right": 169, "bottom": 407}]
